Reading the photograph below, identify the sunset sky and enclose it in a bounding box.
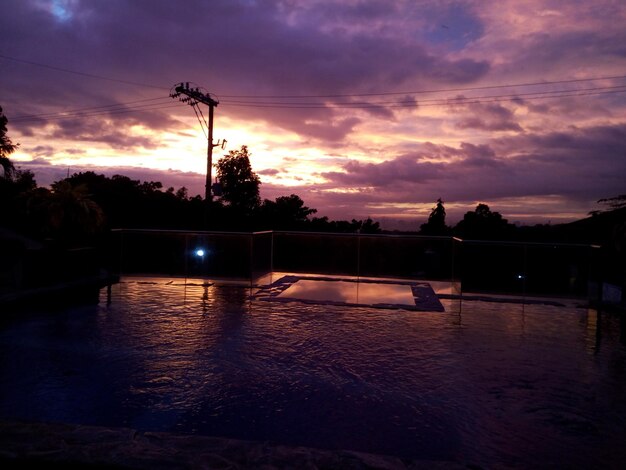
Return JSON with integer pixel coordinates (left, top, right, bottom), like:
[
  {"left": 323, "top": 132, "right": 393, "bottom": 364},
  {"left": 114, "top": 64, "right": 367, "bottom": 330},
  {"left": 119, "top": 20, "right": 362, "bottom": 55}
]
[{"left": 2, "top": 0, "right": 625, "bottom": 229}]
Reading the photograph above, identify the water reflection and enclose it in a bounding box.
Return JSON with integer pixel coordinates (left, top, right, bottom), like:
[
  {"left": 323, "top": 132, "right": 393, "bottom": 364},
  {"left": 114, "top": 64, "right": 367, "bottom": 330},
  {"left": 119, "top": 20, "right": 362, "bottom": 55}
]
[{"left": 277, "top": 279, "right": 415, "bottom": 306}]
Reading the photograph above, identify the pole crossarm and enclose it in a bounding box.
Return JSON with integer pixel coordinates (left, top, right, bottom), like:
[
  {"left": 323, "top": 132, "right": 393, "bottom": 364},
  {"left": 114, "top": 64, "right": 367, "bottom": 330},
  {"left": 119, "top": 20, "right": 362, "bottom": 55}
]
[
  {"left": 171, "top": 82, "right": 219, "bottom": 107},
  {"left": 170, "top": 82, "right": 220, "bottom": 203}
]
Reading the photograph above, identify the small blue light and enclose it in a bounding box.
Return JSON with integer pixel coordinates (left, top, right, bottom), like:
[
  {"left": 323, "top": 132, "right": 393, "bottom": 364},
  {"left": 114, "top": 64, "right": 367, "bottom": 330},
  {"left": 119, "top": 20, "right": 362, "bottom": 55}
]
[
  {"left": 517, "top": 274, "right": 524, "bottom": 280},
  {"left": 195, "top": 249, "right": 205, "bottom": 257}
]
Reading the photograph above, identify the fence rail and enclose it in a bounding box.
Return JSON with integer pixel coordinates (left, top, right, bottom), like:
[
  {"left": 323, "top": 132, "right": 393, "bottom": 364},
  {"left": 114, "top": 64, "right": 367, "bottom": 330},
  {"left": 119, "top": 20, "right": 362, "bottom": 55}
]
[{"left": 108, "top": 229, "right": 601, "bottom": 301}]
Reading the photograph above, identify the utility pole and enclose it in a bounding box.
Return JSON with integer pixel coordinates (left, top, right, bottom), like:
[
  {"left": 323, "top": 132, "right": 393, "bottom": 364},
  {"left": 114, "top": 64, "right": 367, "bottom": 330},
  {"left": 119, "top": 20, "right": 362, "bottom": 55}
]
[{"left": 170, "top": 82, "right": 223, "bottom": 202}]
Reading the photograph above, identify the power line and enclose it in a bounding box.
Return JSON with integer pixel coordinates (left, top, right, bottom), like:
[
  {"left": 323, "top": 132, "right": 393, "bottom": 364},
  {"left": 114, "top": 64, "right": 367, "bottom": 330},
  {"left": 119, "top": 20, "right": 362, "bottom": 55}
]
[
  {"left": 220, "top": 84, "right": 626, "bottom": 107},
  {"left": 0, "top": 53, "right": 169, "bottom": 90},
  {"left": 218, "top": 74, "right": 626, "bottom": 99},
  {"left": 190, "top": 103, "right": 208, "bottom": 139},
  {"left": 220, "top": 86, "right": 626, "bottom": 110},
  {"left": 10, "top": 86, "right": 626, "bottom": 122},
  {"left": 6, "top": 64, "right": 626, "bottom": 122},
  {"left": 10, "top": 101, "right": 181, "bottom": 123},
  {"left": 10, "top": 96, "right": 171, "bottom": 121},
  {"left": 4, "top": 51, "right": 625, "bottom": 101}
]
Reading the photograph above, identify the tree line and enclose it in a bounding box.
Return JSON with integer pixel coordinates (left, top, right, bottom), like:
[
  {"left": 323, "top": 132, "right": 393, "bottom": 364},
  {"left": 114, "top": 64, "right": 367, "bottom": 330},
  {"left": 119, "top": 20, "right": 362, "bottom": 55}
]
[
  {"left": 2, "top": 107, "right": 383, "bottom": 246},
  {"left": 1, "top": 105, "right": 624, "bottom": 256}
]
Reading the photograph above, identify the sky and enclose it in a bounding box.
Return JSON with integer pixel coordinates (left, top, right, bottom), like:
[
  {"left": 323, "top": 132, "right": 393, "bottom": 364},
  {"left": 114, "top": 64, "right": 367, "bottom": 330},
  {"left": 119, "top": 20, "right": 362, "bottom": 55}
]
[{"left": 1, "top": 0, "right": 625, "bottom": 229}]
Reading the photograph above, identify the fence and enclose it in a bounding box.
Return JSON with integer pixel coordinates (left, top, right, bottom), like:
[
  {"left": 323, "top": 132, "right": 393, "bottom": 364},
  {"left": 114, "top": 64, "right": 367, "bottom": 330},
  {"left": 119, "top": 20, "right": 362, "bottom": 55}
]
[{"left": 109, "top": 229, "right": 600, "bottom": 301}]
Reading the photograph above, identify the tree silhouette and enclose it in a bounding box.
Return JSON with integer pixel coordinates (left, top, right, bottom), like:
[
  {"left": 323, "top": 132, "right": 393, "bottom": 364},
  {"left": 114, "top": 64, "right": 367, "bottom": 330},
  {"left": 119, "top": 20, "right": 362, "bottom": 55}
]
[
  {"left": 35, "top": 181, "right": 105, "bottom": 244},
  {"left": 454, "top": 203, "right": 515, "bottom": 240},
  {"left": 59, "top": 171, "right": 204, "bottom": 229},
  {"left": 420, "top": 198, "right": 448, "bottom": 235},
  {"left": 353, "top": 217, "right": 381, "bottom": 233},
  {"left": 259, "top": 194, "right": 317, "bottom": 229},
  {"left": 215, "top": 145, "right": 261, "bottom": 214},
  {"left": 0, "top": 105, "right": 18, "bottom": 180}
]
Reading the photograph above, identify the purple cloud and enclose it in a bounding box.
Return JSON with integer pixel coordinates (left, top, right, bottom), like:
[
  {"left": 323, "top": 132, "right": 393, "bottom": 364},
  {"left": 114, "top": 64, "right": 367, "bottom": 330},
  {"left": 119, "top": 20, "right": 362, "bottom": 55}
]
[
  {"left": 1, "top": 0, "right": 491, "bottom": 145},
  {"left": 321, "top": 123, "right": 626, "bottom": 211},
  {"left": 456, "top": 102, "right": 523, "bottom": 132},
  {"left": 322, "top": 155, "right": 444, "bottom": 187},
  {"left": 258, "top": 168, "right": 280, "bottom": 176}
]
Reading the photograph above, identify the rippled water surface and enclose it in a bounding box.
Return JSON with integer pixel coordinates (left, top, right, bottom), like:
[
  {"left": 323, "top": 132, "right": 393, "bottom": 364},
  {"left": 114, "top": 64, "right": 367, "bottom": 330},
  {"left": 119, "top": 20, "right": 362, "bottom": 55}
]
[{"left": 1, "top": 277, "right": 625, "bottom": 468}]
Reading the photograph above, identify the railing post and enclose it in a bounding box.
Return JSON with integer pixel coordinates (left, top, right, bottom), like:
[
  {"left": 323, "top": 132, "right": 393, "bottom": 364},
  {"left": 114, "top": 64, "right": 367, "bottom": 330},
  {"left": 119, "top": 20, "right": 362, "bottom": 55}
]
[
  {"left": 356, "top": 230, "right": 361, "bottom": 280},
  {"left": 249, "top": 232, "right": 254, "bottom": 284},
  {"left": 522, "top": 243, "right": 528, "bottom": 301},
  {"left": 119, "top": 230, "right": 124, "bottom": 279},
  {"left": 184, "top": 233, "right": 189, "bottom": 284},
  {"left": 270, "top": 231, "right": 274, "bottom": 277}
]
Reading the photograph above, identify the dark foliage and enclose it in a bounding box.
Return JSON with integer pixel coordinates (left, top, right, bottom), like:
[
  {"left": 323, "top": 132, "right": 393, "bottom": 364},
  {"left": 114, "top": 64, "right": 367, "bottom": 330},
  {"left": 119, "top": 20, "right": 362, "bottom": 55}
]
[
  {"left": 256, "top": 194, "right": 317, "bottom": 230},
  {"left": 420, "top": 198, "right": 449, "bottom": 235},
  {"left": 61, "top": 171, "right": 206, "bottom": 230},
  {"left": 453, "top": 203, "right": 516, "bottom": 240},
  {"left": 215, "top": 145, "right": 261, "bottom": 215},
  {"left": 0, "top": 106, "right": 18, "bottom": 180}
]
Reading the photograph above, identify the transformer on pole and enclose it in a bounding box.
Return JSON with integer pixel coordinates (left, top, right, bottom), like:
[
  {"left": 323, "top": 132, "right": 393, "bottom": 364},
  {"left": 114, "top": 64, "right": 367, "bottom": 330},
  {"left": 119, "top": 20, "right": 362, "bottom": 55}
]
[{"left": 170, "top": 82, "right": 224, "bottom": 202}]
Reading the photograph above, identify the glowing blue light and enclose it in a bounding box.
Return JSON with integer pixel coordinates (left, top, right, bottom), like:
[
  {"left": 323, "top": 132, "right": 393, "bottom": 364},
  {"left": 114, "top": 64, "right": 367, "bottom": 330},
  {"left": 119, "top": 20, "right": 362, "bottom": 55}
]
[
  {"left": 517, "top": 274, "right": 525, "bottom": 280},
  {"left": 195, "top": 249, "right": 205, "bottom": 257}
]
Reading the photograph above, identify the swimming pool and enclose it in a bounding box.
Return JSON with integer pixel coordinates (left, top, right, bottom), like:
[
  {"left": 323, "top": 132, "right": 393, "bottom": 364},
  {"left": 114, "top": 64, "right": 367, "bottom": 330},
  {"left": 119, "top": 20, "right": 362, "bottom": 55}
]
[{"left": 1, "top": 276, "right": 624, "bottom": 467}]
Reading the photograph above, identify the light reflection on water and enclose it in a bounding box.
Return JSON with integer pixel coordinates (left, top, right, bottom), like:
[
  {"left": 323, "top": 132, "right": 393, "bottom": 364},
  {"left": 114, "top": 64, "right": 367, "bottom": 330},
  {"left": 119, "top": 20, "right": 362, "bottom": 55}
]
[
  {"left": 277, "top": 279, "right": 416, "bottom": 305},
  {"left": 0, "top": 277, "right": 625, "bottom": 468}
]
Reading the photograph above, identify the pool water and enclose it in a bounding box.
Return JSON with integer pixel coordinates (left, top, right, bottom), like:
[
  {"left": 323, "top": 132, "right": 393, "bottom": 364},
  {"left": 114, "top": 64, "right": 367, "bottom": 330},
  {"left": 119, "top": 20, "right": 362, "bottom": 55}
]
[
  {"left": 252, "top": 275, "right": 446, "bottom": 311},
  {"left": 1, "top": 277, "right": 625, "bottom": 468}
]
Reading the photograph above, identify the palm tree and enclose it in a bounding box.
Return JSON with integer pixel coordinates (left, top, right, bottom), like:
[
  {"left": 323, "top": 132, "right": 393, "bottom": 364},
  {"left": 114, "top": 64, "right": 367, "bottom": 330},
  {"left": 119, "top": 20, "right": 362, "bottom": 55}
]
[
  {"left": 0, "top": 105, "right": 18, "bottom": 180},
  {"left": 0, "top": 156, "right": 15, "bottom": 179},
  {"left": 47, "top": 181, "right": 105, "bottom": 238},
  {"left": 26, "top": 181, "right": 105, "bottom": 245}
]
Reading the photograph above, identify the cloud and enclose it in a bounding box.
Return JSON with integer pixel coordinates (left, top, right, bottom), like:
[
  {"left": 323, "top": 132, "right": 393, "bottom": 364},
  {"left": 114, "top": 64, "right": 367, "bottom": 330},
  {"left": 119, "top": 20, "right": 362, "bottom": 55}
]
[
  {"left": 2, "top": 0, "right": 626, "bottom": 227},
  {"left": 456, "top": 102, "right": 523, "bottom": 132},
  {"left": 47, "top": 117, "right": 160, "bottom": 150},
  {"left": 26, "top": 145, "right": 56, "bottom": 157},
  {"left": 15, "top": 157, "right": 51, "bottom": 167},
  {"left": 322, "top": 155, "right": 444, "bottom": 187},
  {"left": 321, "top": 123, "right": 626, "bottom": 208},
  {"left": 258, "top": 168, "right": 280, "bottom": 176},
  {"left": 0, "top": 0, "right": 491, "bottom": 146}
]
